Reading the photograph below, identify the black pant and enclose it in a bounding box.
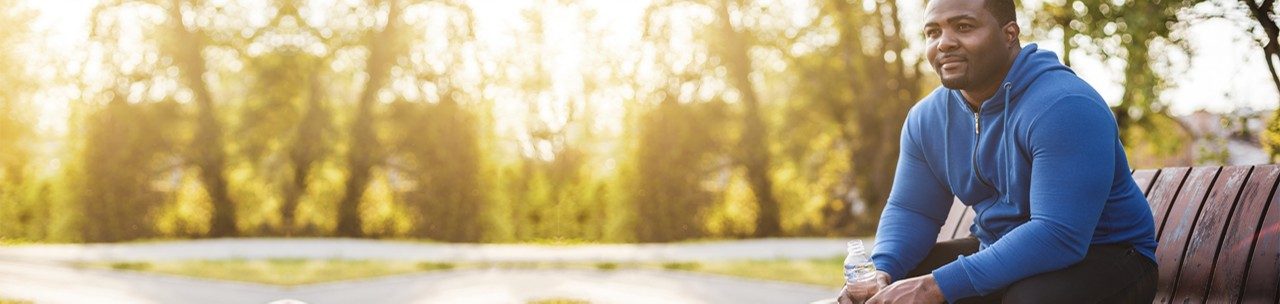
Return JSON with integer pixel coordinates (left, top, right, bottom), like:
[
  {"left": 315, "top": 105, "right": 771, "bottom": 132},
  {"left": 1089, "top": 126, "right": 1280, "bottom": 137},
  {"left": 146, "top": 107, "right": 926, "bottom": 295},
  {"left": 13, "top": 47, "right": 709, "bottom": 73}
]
[{"left": 907, "top": 237, "right": 1157, "bottom": 303}]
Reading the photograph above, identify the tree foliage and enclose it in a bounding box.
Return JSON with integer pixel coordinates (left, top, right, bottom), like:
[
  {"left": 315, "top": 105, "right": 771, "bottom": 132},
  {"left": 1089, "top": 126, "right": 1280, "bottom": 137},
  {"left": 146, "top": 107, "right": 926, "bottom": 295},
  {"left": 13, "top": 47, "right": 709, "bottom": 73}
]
[
  {"left": 2, "top": 0, "right": 1236, "bottom": 243},
  {"left": 1036, "top": 0, "right": 1206, "bottom": 167}
]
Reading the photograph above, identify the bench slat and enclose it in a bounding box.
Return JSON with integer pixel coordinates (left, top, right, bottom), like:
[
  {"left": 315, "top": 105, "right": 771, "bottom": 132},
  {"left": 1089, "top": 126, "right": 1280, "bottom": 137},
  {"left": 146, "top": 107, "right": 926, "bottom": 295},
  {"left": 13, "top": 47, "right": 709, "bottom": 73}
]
[
  {"left": 1134, "top": 169, "right": 1160, "bottom": 196},
  {"left": 938, "top": 198, "right": 968, "bottom": 241},
  {"left": 1154, "top": 166, "right": 1221, "bottom": 304},
  {"left": 1147, "top": 167, "right": 1191, "bottom": 237},
  {"left": 1243, "top": 176, "right": 1280, "bottom": 304},
  {"left": 1209, "top": 164, "right": 1280, "bottom": 303},
  {"left": 1172, "top": 165, "right": 1251, "bottom": 303}
]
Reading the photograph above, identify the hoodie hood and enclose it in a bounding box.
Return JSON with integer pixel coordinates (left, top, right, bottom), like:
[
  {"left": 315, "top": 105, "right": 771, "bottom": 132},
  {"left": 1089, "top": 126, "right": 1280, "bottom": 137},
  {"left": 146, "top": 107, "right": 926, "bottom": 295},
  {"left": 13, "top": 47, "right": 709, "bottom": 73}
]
[
  {"left": 949, "top": 43, "right": 1075, "bottom": 115},
  {"left": 1002, "top": 43, "right": 1075, "bottom": 102}
]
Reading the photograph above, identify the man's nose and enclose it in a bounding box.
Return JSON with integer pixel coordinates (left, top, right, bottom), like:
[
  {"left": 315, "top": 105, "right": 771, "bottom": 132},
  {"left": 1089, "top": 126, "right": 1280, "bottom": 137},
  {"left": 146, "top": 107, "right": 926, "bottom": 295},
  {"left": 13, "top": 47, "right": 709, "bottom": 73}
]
[{"left": 936, "top": 31, "right": 959, "bottom": 53}]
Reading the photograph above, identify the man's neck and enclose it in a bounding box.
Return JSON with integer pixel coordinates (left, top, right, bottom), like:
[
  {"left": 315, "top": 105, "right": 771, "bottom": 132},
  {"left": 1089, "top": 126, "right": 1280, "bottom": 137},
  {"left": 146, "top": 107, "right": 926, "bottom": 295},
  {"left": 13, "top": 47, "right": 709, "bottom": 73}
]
[
  {"left": 960, "top": 83, "right": 999, "bottom": 111},
  {"left": 960, "top": 46, "right": 1022, "bottom": 111}
]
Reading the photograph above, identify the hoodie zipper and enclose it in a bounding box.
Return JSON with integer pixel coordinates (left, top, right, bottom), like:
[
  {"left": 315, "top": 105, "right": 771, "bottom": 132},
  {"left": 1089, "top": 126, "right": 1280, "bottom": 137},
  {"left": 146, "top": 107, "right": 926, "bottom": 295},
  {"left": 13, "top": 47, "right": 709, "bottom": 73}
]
[
  {"left": 974, "top": 112, "right": 980, "bottom": 135},
  {"left": 969, "top": 109, "right": 994, "bottom": 189},
  {"left": 967, "top": 102, "right": 994, "bottom": 238}
]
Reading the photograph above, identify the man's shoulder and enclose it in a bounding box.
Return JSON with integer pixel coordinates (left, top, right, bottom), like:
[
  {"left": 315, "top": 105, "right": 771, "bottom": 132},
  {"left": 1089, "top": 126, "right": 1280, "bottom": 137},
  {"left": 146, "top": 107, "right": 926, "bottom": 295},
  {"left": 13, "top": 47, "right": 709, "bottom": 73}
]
[
  {"left": 1016, "top": 70, "right": 1109, "bottom": 116},
  {"left": 906, "top": 86, "right": 953, "bottom": 120},
  {"left": 1015, "top": 71, "right": 1118, "bottom": 138}
]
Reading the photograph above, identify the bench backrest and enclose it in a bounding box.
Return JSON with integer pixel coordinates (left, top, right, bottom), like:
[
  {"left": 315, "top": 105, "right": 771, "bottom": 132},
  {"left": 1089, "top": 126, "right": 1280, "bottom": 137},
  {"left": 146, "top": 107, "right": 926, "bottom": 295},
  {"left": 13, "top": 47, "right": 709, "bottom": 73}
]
[{"left": 935, "top": 164, "right": 1280, "bottom": 303}]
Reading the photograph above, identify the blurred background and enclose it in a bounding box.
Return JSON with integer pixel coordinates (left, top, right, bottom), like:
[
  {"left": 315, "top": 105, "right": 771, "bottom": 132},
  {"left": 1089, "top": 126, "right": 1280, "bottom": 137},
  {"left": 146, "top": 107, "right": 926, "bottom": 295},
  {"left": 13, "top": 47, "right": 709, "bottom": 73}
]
[{"left": 0, "top": 0, "right": 1277, "bottom": 244}]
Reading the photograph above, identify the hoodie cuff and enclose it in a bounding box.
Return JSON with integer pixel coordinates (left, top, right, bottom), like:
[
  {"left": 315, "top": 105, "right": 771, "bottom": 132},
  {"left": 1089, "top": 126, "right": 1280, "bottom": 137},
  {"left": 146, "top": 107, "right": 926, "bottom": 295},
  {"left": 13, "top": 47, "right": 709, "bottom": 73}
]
[
  {"left": 932, "top": 257, "right": 980, "bottom": 303},
  {"left": 871, "top": 259, "right": 903, "bottom": 282}
]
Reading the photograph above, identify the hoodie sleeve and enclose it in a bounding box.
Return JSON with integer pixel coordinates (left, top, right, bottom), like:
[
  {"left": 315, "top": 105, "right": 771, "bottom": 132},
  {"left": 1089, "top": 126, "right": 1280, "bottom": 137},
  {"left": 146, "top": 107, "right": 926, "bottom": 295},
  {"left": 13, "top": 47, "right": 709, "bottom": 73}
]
[
  {"left": 870, "top": 106, "right": 955, "bottom": 281},
  {"left": 931, "top": 95, "right": 1115, "bottom": 301}
]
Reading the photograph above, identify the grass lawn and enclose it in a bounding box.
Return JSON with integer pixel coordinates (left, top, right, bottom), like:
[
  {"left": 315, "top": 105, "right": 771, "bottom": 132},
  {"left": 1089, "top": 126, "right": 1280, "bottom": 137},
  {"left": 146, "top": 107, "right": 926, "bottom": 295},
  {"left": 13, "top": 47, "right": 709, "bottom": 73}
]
[
  {"left": 83, "top": 256, "right": 846, "bottom": 287},
  {"left": 688, "top": 255, "right": 844, "bottom": 287},
  {"left": 0, "top": 298, "right": 32, "bottom": 304},
  {"left": 83, "top": 259, "right": 457, "bottom": 286}
]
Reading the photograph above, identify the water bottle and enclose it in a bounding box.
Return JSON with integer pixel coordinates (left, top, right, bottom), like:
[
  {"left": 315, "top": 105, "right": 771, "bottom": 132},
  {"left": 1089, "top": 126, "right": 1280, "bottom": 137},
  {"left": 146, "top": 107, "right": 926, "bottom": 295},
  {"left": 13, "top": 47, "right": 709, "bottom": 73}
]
[{"left": 844, "top": 240, "right": 878, "bottom": 284}]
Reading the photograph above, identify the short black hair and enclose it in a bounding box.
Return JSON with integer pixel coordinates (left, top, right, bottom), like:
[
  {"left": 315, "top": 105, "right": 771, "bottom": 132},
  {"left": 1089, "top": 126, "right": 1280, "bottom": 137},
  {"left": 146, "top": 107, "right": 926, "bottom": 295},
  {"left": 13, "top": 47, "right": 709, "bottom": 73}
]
[{"left": 986, "top": 0, "right": 1016, "bottom": 26}]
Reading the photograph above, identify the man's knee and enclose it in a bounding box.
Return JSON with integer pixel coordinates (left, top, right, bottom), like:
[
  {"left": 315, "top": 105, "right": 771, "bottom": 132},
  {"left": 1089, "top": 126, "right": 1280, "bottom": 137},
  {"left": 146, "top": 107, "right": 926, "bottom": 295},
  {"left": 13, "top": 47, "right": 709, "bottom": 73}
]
[
  {"left": 1001, "top": 274, "right": 1079, "bottom": 304},
  {"left": 906, "top": 237, "right": 980, "bottom": 277}
]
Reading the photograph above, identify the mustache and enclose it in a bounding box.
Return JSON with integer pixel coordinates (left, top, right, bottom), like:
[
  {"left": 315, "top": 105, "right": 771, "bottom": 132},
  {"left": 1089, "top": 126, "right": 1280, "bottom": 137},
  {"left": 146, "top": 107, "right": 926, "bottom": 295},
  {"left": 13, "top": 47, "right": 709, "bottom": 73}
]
[{"left": 935, "top": 53, "right": 967, "bottom": 64}]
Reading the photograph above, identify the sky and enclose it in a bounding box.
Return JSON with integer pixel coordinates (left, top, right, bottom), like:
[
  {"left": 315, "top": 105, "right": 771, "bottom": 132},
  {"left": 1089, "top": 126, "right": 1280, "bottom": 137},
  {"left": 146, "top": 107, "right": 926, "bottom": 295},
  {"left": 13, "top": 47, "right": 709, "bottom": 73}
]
[
  {"left": 1026, "top": 0, "right": 1280, "bottom": 116},
  {"left": 22, "top": 0, "right": 1280, "bottom": 140}
]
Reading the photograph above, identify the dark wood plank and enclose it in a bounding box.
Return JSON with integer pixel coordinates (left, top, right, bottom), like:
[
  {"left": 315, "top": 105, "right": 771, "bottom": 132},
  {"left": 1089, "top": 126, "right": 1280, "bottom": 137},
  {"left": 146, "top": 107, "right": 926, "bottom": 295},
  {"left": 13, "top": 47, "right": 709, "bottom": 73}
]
[
  {"left": 1242, "top": 173, "right": 1280, "bottom": 304},
  {"left": 1133, "top": 169, "right": 1160, "bottom": 196},
  {"left": 1147, "top": 167, "right": 1191, "bottom": 236},
  {"left": 1209, "top": 165, "right": 1280, "bottom": 303},
  {"left": 1172, "top": 165, "right": 1251, "bottom": 303},
  {"left": 1154, "top": 166, "right": 1221, "bottom": 304},
  {"left": 938, "top": 198, "right": 968, "bottom": 241}
]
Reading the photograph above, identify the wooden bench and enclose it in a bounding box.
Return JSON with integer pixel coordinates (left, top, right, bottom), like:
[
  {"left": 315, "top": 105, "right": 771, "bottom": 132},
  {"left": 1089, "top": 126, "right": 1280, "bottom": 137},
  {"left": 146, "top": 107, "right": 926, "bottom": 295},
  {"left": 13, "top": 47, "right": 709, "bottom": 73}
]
[{"left": 935, "top": 164, "right": 1280, "bottom": 303}]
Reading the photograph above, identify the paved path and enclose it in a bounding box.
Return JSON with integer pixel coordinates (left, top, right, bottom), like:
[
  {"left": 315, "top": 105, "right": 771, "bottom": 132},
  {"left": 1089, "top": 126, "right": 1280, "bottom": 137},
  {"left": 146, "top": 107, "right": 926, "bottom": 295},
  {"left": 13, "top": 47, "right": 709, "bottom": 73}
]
[
  {"left": 0, "top": 237, "right": 869, "bottom": 263},
  {"left": 0, "top": 238, "right": 863, "bottom": 304},
  {"left": 0, "top": 261, "right": 840, "bottom": 304},
  {"left": 0, "top": 259, "right": 281, "bottom": 304},
  {"left": 288, "top": 269, "right": 839, "bottom": 304}
]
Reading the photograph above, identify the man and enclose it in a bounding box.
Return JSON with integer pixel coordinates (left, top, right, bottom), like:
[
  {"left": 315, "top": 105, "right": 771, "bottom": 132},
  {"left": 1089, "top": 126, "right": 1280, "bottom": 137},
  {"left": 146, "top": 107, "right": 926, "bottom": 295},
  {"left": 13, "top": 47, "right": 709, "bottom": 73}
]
[{"left": 837, "top": 0, "right": 1158, "bottom": 303}]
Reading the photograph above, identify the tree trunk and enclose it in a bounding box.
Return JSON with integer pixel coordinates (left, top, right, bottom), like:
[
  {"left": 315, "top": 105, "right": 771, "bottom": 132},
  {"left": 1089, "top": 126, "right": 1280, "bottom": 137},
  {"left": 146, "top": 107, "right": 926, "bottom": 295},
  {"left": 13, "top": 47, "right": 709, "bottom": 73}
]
[
  {"left": 335, "top": 1, "right": 400, "bottom": 237},
  {"left": 818, "top": 0, "right": 917, "bottom": 235},
  {"left": 167, "top": 0, "right": 237, "bottom": 237},
  {"left": 1243, "top": 0, "right": 1280, "bottom": 93},
  {"left": 715, "top": 0, "right": 782, "bottom": 237},
  {"left": 281, "top": 76, "right": 326, "bottom": 235}
]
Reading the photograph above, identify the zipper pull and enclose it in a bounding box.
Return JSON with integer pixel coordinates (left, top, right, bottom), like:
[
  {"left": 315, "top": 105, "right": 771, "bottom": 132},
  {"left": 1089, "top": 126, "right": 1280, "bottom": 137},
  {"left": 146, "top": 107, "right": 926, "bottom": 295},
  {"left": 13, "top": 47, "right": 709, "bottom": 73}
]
[{"left": 974, "top": 113, "right": 980, "bottom": 135}]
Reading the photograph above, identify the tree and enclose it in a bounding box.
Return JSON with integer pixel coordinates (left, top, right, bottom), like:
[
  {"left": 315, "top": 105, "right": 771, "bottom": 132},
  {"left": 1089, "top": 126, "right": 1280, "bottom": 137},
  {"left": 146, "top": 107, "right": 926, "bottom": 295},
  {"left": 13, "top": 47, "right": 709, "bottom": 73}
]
[
  {"left": 1241, "top": 0, "right": 1280, "bottom": 92},
  {"left": 159, "top": 0, "right": 239, "bottom": 237},
  {"left": 626, "top": 0, "right": 732, "bottom": 241},
  {"left": 775, "top": 0, "right": 925, "bottom": 234},
  {"left": 79, "top": 98, "right": 185, "bottom": 241},
  {"left": 1038, "top": 0, "right": 1204, "bottom": 167},
  {"left": 380, "top": 1, "right": 487, "bottom": 241},
  {"left": 636, "top": 0, "right": 784, "bottom": 239},
  {"left": 1236, "top": 0, "right": 1280, "bottom": 160},
  {"left": 472, "top": 0, "right": 629, "bottom": 242},
  {"left": 709, "top": 0, "right": 782, "bottom": 237},
  {"left": 0, "top": 0, "right": 35, "bottom": 186},
  {"left": 230, "top": 1, "right": 337, "bottom": 235},
  {"left": 0, "top": 0, "right": 45, "bottom": 240},
  {"left": 631, "top": 100, "right": 731, "bottom": 242},
  {"left": 334, "top": 0, "right": 406, "bottom": 237},
  {"left": 76, "top": 1, "right": 194, "bottom": 242}
]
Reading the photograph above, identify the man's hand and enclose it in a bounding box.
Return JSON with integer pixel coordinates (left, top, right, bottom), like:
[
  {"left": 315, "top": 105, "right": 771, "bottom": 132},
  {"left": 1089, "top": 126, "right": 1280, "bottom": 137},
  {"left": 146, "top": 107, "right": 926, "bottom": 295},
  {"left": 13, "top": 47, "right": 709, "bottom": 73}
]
[
  {"left": 836, "top": 271, "right": 890, "bottom": 304},
  {"left": 865, "top": 274, "right": 945, "bottom": 304}
]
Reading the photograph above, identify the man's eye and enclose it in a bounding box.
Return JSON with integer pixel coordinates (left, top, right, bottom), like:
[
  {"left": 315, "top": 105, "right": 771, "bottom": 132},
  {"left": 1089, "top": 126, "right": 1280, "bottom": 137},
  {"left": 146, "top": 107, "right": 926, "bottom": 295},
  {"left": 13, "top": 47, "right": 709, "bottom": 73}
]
[
  {"left": 958, "top": 24, "right": 974, "bottom": 31},
  {"left": 925, "top": 29, "right": 939, "bottom": 38}
]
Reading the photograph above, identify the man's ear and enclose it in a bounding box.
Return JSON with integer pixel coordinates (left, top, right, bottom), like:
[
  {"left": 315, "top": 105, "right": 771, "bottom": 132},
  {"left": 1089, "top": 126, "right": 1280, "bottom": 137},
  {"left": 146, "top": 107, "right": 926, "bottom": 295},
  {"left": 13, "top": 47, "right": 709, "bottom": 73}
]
[{"left": 1003, "top": 22, "right": 1021, "bottom": 48}]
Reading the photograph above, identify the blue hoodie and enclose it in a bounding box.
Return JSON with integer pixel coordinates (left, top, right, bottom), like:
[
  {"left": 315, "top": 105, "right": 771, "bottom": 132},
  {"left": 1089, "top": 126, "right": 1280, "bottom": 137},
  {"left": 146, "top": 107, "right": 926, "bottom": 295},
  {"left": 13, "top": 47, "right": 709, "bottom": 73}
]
[{"left": 869, "top": 44, "right": 1158, "bottom": 302}]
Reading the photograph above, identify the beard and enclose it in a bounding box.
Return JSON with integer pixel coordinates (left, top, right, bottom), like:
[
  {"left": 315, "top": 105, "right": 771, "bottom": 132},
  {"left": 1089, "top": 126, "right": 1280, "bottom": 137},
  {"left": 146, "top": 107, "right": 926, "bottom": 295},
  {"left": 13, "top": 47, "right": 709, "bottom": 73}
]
[
  {"left": 933, "top": 56, "right": 978, "bottom": 90},
  {"left": 939, "top": 73, "right": 973, "bottom": 90}
]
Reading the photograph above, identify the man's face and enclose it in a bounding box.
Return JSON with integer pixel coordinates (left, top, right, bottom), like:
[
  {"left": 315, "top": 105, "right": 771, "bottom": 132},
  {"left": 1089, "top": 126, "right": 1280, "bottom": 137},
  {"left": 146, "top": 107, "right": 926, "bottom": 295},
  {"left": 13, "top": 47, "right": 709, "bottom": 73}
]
[{"left": 923, "top": 0, "right": 1013, "bottom": 90}]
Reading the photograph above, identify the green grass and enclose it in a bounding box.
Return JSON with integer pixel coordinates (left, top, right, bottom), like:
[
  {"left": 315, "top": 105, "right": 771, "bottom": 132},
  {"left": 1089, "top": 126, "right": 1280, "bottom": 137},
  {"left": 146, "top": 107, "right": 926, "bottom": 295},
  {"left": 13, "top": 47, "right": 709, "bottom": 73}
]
[
  {"left": 108, "top": 261, "right": 152, "bottom": 271},
  {"left": 687, "top": 255, "right": 844, "bottom": 286},
  {"left": 660, "top": 261, "right": 700, "bottom": 271},
  {"left": 85, "top": 256, "right": 847, "bottom": 287},
  {"left": 86, "top": 259, "right": 453, "bottom": 286},
  {"left": 0, "top": 297, "right": 33, "bottom": 304},
  {"left": 593, "top": 262, "right": 618, "bottom": 270}
]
